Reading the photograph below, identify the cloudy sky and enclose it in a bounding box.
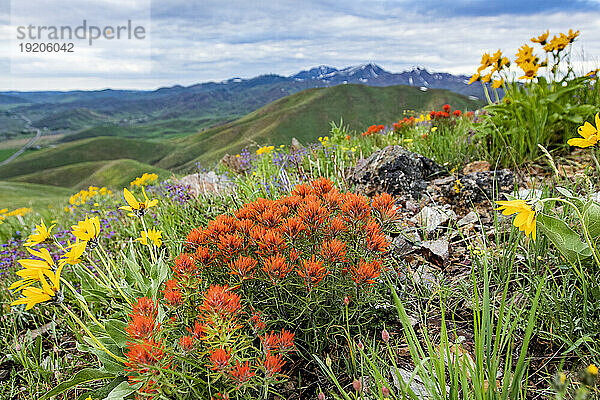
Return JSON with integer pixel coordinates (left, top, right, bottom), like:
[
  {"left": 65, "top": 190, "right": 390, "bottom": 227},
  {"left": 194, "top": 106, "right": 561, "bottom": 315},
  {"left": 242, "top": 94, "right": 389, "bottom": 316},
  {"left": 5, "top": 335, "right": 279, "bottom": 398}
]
[{"left": 1, "top": 0, "right": 600, "bottom": 91}]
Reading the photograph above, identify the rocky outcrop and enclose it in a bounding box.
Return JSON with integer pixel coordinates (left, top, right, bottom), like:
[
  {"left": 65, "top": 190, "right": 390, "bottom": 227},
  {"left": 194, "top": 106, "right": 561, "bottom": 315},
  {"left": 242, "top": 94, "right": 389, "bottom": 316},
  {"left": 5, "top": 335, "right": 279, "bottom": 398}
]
[{"left": 350, "top": 145, "right": 446, "bottom": 198}]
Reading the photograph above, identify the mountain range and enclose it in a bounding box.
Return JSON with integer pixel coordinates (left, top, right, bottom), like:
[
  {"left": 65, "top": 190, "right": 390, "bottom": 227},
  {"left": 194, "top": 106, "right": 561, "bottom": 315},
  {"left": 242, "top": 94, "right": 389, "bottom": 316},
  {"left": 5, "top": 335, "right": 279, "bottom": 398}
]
[{"left": 0, "top": 64, "right": 482, "bottom": 136}]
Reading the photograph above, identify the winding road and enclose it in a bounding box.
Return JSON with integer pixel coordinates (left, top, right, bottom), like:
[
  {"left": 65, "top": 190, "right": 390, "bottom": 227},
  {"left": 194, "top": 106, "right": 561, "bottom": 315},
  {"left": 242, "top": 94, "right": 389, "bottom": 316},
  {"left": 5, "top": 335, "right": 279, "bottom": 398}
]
[{"left": 0, "top": 115, "right": 42, "bottom": 166}]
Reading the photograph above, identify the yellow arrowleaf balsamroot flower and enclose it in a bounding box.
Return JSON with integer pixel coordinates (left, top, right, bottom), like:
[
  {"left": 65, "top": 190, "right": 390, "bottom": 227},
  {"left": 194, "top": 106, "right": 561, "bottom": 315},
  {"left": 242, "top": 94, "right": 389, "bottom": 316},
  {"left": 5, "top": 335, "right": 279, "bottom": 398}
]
[
  {"left": 531, "top": 30, "right": 549, "bottom": 45},
  {"left": 9, "top": 247, "right": 56, "bottom": 293},
  {"left": 130, "top": 172, "right": 158, "bottom": 188},
  {"left": 519, "top": 61, "right": 541, "bottom": 80},
  {"left": 25, "top": 220, "right": 55, "bottom": 247},
  {"left": 256, "top": 145, "right": 275, "bottom": 156},
  {"left": 136, "top": 227, "right": 163, "bottom": 247},
  {"left": 468, "top": 72, "right": 481, "bottom": 85},
  {"left": 491, "top": 79, "right": 504, "bottom": 89},
  {"left": 567, "top": 113, "right": 599, "bottom": 148},
  {"left": 71, "top": 216, "right": 101, "bottom": 245},
  {"left": 120, "top": 187, "right": 158, "bottom": 217},
  {"left": 495, "top": 200, "right": 537, "bottom": 240},
  {"left": 11, "top": 286, "right": 58, "bottom": 310},
  {"left": 59, "top": 240, "right": 87, "bottom": 267}
]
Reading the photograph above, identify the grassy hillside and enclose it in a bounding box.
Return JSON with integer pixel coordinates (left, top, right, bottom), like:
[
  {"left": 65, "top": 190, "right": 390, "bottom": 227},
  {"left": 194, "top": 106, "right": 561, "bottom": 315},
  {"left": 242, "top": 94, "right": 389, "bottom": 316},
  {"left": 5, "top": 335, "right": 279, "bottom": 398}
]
[
  {"left": 9, "top": 159, "right": 171, "bottom": 189},
  {"left": 0, "top": 137, "right": 175, "bottom": 180},
  {"left": 59, "top": 116, "right": 232, "bottom": 143},
  {"left": 0, "top": 181, "right": 71, "bottom": 209},
  {"left": 31, "top": 108, "right": 113, "bottom": 130},
  {"left": 158, "top": 84, "right": 482, "bottom": 171}
]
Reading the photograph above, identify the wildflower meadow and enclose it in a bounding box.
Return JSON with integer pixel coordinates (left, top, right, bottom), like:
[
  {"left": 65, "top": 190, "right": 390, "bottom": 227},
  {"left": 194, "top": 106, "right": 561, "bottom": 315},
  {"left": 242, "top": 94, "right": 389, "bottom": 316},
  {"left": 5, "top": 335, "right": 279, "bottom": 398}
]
[{"left": 1, "top": 29, "right": 600, "bottom": 400}]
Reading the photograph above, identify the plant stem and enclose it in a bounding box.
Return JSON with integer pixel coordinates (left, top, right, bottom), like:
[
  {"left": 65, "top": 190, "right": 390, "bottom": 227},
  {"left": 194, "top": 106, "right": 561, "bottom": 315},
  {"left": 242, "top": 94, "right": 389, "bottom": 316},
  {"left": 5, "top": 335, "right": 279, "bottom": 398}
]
[{"left": 59, "top": 303, "right": 126, "bottom": 364}]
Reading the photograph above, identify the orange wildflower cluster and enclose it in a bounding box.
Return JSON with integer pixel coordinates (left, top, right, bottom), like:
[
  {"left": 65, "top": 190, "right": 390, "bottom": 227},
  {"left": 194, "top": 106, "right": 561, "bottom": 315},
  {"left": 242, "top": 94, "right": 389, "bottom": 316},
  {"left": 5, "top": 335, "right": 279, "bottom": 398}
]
[
  {"left": 362, "top": 124, "right": 386, "bottom": 136},
  {"left": 429, "top": 104, "right": 465, "bottom": 120},
  {"left": 124, "top": 297, "right": 171, "bottom": 398},
  {"left": 180, "top": 178, "right": 397, "bottom": 292}
]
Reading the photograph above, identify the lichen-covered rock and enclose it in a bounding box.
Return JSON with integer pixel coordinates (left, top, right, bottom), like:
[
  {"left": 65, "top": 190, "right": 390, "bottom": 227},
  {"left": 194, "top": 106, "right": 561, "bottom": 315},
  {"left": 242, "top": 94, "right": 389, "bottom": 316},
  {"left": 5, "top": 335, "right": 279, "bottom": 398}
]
[
  {"left": 176, "top": 171, "right": 234, "bottom": 197},
  {"left": 444, "top": 169, "right": 515, "bottom": 204},
  {"left": 350, "top": 145, "right": 446, "bottom": 198}
]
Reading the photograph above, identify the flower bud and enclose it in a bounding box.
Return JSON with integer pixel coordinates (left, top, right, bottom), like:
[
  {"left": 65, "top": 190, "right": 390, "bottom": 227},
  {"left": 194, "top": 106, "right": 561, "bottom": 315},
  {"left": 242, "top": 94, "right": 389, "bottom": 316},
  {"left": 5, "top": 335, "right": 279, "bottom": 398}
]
[
  {"left": 325, "top": 355, "right": 332, "bottom": 369},
  {"left": 343, "top": 296, "right": 350, "bottom": 306},
  {"left": 381, "top": 386, "right": 390, "bottom": 398},
  {"left": 357, "top": 341, "right": 364, "bottom": 351},
  {"left": 318, "top": 393, "right": 326, "bottom": 400},
  {"left": 381, "top": 329, "right": 390, "bottom": 343},
  {"left": 352, "top": 379, "right": 362, "bottom": 392}
]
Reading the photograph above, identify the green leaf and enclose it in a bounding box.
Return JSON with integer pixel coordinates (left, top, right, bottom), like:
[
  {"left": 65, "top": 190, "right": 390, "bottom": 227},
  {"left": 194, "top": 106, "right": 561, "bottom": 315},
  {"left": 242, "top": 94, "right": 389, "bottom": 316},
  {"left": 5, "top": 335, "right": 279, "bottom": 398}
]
[
  {"left": 537, "top": 213, "right": 592, "bottom": 263},
  {"left": 104, "top": 319, "right": 130, "bottom": 348},
  {"left": 582, "top": 201, "right": 600, "bottom": 239},
  {"left": 104, "top": 380, "right": 139, "bottom": 400},
  {"left": 40, "top": 368, "right": 114, "bottom": 400},
  {"left": 77, "top": 376, "right": 127, "bottom": 400}
]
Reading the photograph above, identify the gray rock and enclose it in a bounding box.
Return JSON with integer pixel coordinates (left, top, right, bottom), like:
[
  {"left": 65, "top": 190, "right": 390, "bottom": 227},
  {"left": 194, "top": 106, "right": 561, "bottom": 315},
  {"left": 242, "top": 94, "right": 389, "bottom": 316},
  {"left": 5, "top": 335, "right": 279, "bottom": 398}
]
[
  {"left": 390, "top": 366, "right": 430, "bottom": 397},
  {"left": 444, "top": 169, "right": 515, "bottom": 204},
  {"left": 391, "top": 229, "right": 421, "bottom": 259},
  {"left": 420, "top": 240, "right": 450, "bottom": 267},
  {"left": 350, "top": 145, "right": 446, "bottom": 198},
  {"left": 411, "top": 205, "right": 456, "bottom": 233},
  {"left": 175, "top": 172, "right": 234, "bottom": 197},
  {"left": 457, "top": 211, "right": 478, "bottom": 227},
  {"left": 411, "top": 263, "right": 439, "bottom": 290}
]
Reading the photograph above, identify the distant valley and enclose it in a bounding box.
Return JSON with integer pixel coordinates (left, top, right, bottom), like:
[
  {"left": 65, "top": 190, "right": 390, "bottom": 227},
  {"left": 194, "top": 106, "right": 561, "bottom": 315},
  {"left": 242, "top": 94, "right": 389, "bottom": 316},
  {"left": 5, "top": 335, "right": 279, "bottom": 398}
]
[
  {"left": 0, "top": 65, "right": 485, "bottom": 199},
  {"left": 0, "top": 64, "right": 482, "bottom": 139}
]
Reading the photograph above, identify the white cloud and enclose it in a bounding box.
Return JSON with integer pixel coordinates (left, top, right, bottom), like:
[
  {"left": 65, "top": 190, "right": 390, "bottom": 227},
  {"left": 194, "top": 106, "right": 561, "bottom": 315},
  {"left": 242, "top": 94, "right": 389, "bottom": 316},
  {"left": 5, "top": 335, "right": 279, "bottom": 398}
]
[{"left": 1, "top": 0, "right": 600, "bottom": 90}]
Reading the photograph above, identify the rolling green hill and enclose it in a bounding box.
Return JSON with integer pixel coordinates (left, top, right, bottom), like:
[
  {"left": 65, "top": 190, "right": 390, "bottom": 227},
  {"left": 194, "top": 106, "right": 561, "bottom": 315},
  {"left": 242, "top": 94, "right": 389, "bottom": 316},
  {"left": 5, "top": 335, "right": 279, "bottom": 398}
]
[
  {"left": 158, "top": 84, "right": 482, "bottom": 171},
  {"left": 0, "top": 181, "right": 72, "bottom": 209},
  {"left": 9, "top": 159, "right": 171, "bottom": 189},
  {"left": 0, "top": 84, "right": 482, "bottom": 191},
  {"left": 0, "top": 137, "right": 175, "bottom": 180},
  {"left": 31, "top": 108, "right": 114, "bottom": 130}
]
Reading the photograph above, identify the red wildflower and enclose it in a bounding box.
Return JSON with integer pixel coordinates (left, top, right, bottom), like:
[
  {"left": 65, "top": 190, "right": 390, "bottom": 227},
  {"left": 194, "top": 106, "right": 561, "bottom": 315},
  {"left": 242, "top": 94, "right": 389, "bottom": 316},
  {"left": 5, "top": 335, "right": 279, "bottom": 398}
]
[
  {"left": 132, "top": 297, "right": 158, "bottom": 319},
  {"left": 441, "top": 111, "right": 450, "bottom": 118},
  {"left": 229, "top": 360, "right": 255, "bottom": 386},
  {"left": 126, "top": 314, "right": 157, "bottom": 340},
  {"left": 260, "top": 352, "right": 285, "bottom": 378},
  {"left": 466, "top": 111, "right": 475, "bottom": 118},
  {"left": 320, "top": 239, "right": 347, "bottom": 263},
  {"left": 371, "top": 192, "right": 399, "bottom": 221},
  {"left": 179, "top": 335, "right": 194, "bottom": 352},
  {"left": 278, "top": 329, "right": 295, "bottom": 352},
  {"left": 298, "top": 256, "right": 329, "bottom": 288},
  {"left": 250, "top": 309, "right": 266, "bottom": 333},
  {"left": 429, "top": 110, "right": 436, "bottom": 118},
  {"left": 228, "top": 256, "right": 257, "bottom": 280},
  {"left": 125, "top": 339, "right": 165, "bottom": 373},
  {"left": 443, "top": 104, "right": 451, "bottom": 113},
  {"left": 291, "top": 183, "right": 313, "bottom": 198},
  {"left": 172, "top": 253, "right": 196, "bottom": 276},
  {"left": 200, "top": 285, "right": 242, "bottom": 319},
  {"left": 209, "top": 348, "right": 231, "bottom": 372},
  {"left": 311, "top": 177, "right": 335, "bottom": 197},
  {"left": 260, "top": 330, "right": 280, "bottom": 353},
  {"left": 453, "top": 110, "right": 462, "bottom": 117},
  {"left": 327, "top": 216, "right": 347, "bottom": 236},
  {"left": 341, "top": 193, "right": 370, "bottom": 223},
  {"left": 255, "top": 229, "right": 285, "bottom": 256},
  {"left": 188, "top": 319, "right": 205, "bottom": 339},
  {"left": 236, "top": 219, "right": 255, "bottom": 235},
  {"left": 218, "top": 233, "right": 244, "bottom": 259},
  {"left": 298, "top": 196, "right": 329, "bottom": 229},
  {"left": 195, "top": 246, "right": 214, "bottom": 265},
  {"left": 280, "top": 217, "right": 305, "bottom": 240},
  {"left": 350, "top": 259, "right": 382, "bottom": 286},
  {"left": 163, "top": 279, "right": 182, "bottom": 306},
  {"left": 262, "top": 254, "right": 292, "bottom": 285},
  {"left": 185, "top": 227, "right": 205, "bottom": 250}
]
